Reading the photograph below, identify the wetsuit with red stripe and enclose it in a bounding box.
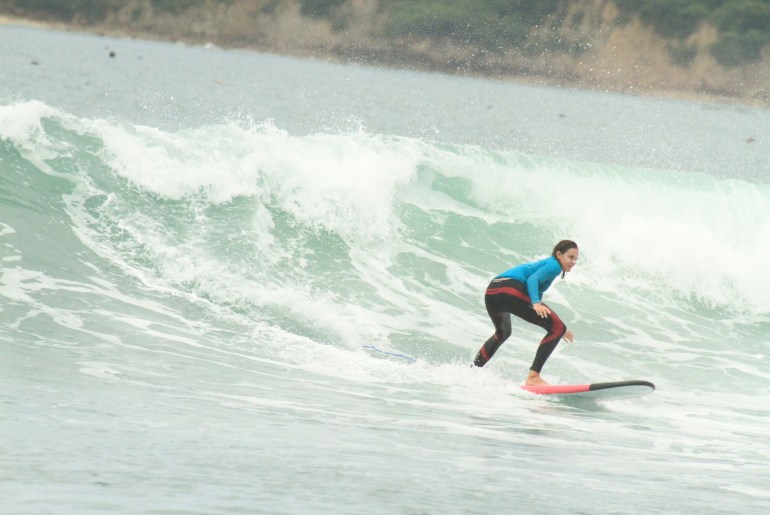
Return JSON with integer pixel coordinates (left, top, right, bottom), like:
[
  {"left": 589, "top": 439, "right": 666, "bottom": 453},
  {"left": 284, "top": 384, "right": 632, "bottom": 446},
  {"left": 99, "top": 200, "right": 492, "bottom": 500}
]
[{"left": 473, "top": 256, "right": 566, "bottom": 371}]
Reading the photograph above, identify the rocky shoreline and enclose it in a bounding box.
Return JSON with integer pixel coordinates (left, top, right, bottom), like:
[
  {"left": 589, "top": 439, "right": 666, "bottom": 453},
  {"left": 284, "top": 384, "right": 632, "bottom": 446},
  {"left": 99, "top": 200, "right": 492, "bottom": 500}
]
[{"left": 2, "top": 0, "right": 769, "bottom": 109}]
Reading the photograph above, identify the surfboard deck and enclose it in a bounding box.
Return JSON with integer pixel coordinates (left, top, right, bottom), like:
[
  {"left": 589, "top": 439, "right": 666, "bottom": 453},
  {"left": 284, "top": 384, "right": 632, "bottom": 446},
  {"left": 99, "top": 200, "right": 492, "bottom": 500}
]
[{"left": 521, "top": 380, "right": 655, "bottom": 399}]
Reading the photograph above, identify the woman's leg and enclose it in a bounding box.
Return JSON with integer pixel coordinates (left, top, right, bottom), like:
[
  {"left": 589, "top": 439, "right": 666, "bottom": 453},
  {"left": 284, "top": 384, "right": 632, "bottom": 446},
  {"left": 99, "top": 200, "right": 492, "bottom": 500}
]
[
  {"left": 473, "top": 309, "right": 512, "bottom": 367},
  {"left": 474, "top": 280, "right": 567, "bottom": 374},
  {"left": 514, "top": 302, "right": 566, "bottom": 379}
]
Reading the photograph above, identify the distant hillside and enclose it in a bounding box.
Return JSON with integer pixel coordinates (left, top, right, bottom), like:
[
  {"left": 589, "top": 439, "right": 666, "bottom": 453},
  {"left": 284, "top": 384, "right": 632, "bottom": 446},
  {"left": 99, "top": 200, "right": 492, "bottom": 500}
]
[{"left": 1, "top": 0, "right": 768, "bottom": 106}]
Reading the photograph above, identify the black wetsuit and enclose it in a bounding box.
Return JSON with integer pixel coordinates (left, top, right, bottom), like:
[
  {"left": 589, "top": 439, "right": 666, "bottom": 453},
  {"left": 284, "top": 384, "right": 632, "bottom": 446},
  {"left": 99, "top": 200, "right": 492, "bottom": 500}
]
[{"left": 473, "top": 277, "right": 566, "bottom": 371}]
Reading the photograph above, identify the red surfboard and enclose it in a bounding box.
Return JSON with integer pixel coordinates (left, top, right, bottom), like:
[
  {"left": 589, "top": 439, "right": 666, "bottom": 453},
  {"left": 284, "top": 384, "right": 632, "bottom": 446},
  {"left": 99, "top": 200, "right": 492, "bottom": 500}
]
[{"left": 521, "top": 380, "right": 655, "bottom": 398}]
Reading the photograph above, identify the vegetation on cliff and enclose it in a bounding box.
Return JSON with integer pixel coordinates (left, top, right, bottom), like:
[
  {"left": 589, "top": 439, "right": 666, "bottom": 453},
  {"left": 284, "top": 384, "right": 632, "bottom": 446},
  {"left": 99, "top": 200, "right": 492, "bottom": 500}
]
[
  {"left": 615, "top": 0, "right": 770, "bottom": 67},
  {"left": 3, "top": 0, "right": 768, "bottom": 68},
  {"left": 293, "top": 0, "right": 770, "bottom": 68},
  {"left": 376, "top": 0, "right": 589, "bottom": 55},
  {"left": 1, "top": 0, "right": 768, "bottom": 105}
]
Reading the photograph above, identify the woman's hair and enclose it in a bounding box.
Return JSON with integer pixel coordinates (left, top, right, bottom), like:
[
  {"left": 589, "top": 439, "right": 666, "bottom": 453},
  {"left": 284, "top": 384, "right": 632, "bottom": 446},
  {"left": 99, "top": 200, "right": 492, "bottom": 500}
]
[{"left": 552, "top": 240, "right": 578, "bottom": 278}]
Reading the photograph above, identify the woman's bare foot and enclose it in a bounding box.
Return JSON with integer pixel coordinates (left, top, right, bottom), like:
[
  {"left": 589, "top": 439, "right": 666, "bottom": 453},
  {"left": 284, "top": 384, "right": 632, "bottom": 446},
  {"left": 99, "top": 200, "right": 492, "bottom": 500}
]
[{"left": 525, "top": 370, "right": 550, "bottom": 386}]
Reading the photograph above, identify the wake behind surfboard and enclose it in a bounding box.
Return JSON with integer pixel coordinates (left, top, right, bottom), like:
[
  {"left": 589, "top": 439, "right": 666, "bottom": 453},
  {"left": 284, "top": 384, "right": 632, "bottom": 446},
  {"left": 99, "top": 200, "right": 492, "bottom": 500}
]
[
  {"left": 521, "top": 380, "right": 655, "bottom": 399},
  {"left": 360, "top": 345, "right": 654, "bottom": 400}
]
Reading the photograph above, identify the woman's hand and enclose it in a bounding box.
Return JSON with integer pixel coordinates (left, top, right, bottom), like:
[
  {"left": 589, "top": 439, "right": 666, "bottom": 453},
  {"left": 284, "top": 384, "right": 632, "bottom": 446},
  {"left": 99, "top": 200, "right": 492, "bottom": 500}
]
[
  {"left": 533, "top": 302, "right": 551, "bottom": 318},
  {"left": 564, "top": 330, "right": 574, "bottom": 343}
]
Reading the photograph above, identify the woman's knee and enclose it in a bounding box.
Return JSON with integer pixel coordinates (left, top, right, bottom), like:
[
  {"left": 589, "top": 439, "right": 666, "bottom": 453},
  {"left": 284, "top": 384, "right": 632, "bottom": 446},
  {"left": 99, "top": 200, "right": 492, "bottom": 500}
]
[
  {"left": 550, "top": 310, "right": 565, "bottom": 335},
  {"left": 542, "top": 309, "right": 566, "bottom": 343},
  {"left": 495, "top": 319, "right": 512, "bottom": 342},
  {"left": 489, "top": 312, "right": 512, "bottom": 342}
]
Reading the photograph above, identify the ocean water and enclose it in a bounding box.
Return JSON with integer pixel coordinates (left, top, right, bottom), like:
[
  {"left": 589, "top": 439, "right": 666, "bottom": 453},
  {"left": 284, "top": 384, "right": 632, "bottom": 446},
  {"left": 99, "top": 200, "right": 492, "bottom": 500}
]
[{"left": 2, "top": 24, "right": 770, "bottom": 514}]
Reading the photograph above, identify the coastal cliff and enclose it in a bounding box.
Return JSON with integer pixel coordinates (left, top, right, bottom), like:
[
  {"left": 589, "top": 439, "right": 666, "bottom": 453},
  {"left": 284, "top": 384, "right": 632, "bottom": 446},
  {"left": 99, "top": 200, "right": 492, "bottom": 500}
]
[{"left": 2, "top": 0, "right": 768, "bottom": 107}]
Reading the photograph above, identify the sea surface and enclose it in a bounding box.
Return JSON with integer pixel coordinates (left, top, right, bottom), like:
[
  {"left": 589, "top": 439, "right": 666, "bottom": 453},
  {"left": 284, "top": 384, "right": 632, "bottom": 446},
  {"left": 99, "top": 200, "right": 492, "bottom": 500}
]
[{"left": 2, "top": 24, "right": 769, "bottom": 514}]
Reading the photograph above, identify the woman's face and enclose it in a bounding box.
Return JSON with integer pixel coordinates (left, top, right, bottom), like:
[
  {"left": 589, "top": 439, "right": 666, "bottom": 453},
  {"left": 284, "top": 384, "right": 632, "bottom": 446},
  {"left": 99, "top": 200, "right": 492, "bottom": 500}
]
[{"left": 557, "top": 248, "right": 579, "bottom": 272}]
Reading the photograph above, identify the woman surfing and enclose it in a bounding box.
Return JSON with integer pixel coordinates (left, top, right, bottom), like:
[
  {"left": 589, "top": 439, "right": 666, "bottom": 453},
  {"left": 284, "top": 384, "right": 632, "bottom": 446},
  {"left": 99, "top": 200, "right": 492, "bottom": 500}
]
[{"left": 473, "top": 240, "right": 579, "bottom": 386}]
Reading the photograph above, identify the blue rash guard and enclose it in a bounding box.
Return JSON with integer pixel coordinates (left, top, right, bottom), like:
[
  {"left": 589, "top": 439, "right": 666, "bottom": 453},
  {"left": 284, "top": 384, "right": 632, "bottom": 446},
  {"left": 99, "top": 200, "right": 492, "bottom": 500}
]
[{"left": 495, "top": 255, "right": 562, "bottom": 304}]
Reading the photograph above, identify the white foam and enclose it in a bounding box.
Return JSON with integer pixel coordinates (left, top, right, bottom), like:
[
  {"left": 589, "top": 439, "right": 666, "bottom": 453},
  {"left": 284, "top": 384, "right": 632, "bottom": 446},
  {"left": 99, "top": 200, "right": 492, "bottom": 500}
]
[
  {"left": 0, "top": 100, "right": 72, "bottom": 175},
  {"left": 88, "top": 119, "right": 422, "bottom": 246},
  {"left": 0, "top": 222, "right": 16, "bottom": 236},
  {"left": 462, "top": 151, "right": 770, "bottom": 315},
  {"left": 0, "top": 99, "right": 59, "bottom": 143}
]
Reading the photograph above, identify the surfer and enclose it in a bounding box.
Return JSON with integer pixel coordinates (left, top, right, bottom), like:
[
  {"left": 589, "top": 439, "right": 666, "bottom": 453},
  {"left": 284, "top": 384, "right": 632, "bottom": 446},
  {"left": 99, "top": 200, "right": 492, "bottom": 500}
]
[{"left": 473, "top": 240, "right": 578, "bottom": 386}]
